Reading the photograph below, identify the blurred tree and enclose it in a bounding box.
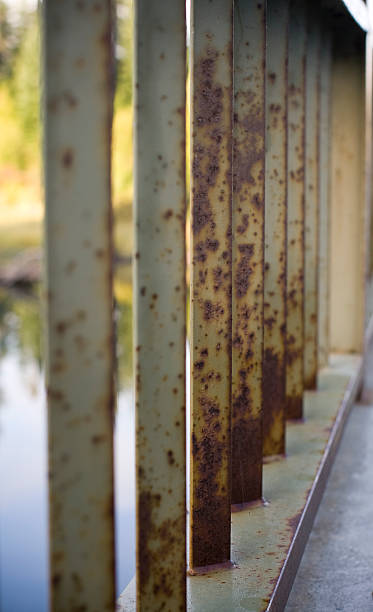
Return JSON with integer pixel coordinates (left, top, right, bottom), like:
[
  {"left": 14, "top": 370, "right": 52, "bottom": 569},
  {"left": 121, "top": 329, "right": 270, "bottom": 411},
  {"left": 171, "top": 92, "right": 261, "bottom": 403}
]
[
  {"left": 11, "top": 9, "right": 40, "bottom": 143},
  {"left": 0, "top": 1, "right": 14, "bottom": 79},
  {"left": 115, "top": 0, "right": 133, "bottom": 108}
]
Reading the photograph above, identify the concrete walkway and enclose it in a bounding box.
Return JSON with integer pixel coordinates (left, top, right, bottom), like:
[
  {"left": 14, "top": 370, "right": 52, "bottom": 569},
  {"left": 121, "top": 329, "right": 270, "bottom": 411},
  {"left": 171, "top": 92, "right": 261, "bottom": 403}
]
[{"left": 285, "top": 402, "right": 373, "bottom": 611}]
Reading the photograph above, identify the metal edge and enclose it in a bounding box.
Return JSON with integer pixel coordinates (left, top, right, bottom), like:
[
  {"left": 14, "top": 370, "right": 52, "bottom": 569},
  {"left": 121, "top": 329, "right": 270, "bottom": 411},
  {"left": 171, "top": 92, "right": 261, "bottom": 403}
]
[
  {"left": 364, "top": 311, "right": 373, "bottom": 348},
  {"left": 267, "top": 354, "right": 364, "bottom": 611}
]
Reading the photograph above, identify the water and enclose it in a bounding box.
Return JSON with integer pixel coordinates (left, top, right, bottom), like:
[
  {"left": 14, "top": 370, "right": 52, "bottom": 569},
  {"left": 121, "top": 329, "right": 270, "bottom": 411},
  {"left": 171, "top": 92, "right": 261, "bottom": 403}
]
[{"left": 0, "top": 288, "right": 135, "bottom": 612}]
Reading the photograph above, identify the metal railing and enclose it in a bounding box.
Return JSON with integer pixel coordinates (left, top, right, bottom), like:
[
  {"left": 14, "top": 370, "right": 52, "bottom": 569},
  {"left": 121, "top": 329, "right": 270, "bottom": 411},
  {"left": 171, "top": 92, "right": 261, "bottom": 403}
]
[{"left": 42, "top": 0, "right": 373, "bottom": 610}]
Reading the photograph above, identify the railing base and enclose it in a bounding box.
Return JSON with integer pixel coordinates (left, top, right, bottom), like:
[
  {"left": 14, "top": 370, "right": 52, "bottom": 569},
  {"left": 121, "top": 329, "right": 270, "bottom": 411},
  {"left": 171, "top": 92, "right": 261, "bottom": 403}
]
[{"left": 118, "top": 353, "right": 363, "bottom": 611}]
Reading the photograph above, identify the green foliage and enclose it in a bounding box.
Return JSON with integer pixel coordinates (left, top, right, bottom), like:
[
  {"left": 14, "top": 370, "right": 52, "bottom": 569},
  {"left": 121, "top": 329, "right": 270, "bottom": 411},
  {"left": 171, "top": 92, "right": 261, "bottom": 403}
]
[
  {"left": 0, "top": 1, "right": 12, "bottom": 78},
  {"left": 115, "top": 0, "right": 133, "bottom": 109},
  {"left": 0, "top": 0, "right": 134, "bottom": 210},
  {"left": 112, "top": 105, "right": 133, "bottom": 207},
  {"left": 13, "top": 293, "right": 43, "bottom": 368},
  {"left": 0, "top": 288, "right": 42, "bottom": 368},
  {"left": 0, "top": 83, "right": 25, "bottom": 166},
  {"left": 11, "top": 10, "right": 40, "bottom": 145},
  {"left": 0, "top": 5, "right": 40, "bottom": 170}
]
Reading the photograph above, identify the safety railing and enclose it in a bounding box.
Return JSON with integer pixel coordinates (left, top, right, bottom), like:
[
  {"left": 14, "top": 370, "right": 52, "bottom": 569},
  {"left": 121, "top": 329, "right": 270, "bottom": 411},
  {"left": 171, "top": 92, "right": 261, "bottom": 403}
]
[{"left": 42, "top": 1, "right": 373, "bottom": 611}]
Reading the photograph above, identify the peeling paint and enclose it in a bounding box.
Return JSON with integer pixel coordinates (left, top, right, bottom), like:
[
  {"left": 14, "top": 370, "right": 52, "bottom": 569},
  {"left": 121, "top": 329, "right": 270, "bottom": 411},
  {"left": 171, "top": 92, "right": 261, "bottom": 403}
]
[
  {"left": 134, "top": 1, "right": 187, "bottom": 610},
  {"left": 44, "top": 1, "right": 116, "bottom": 610},
  {"left": 190, "top": 0, "right": 233, "bottom": 569},
  {"left": 263, "top": 0, "right": 289, "bottom": 456},
  {"left": 304, "top": 10, "right": 321, "bottom": 390},
  {"left": 231, "top": 0, "right": 265, "bottom": 504},
  {"left": 286, "top": 2, "right": 306, "bottom": 420}
]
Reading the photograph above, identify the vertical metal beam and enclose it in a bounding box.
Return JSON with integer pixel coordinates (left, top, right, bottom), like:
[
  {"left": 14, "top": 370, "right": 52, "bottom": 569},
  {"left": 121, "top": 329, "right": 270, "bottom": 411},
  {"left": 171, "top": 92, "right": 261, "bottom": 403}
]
[
  {"left": 190, "top": 0, "right": 233, "bottom": 568},
  {"left": 318, "top": 31, "right": 332, "bottom": 369},
  {"left": 368, "top": 34, "right": 373, "bottom": 280},
  {"left": 286, "top": 2, "right": 306, "bottom": 419},
  {"left": 304, "top": 12, "right": 321, "bottom": 389},
  {"left": 43, "top": 2, "right": 115, "bottom": 611},
  {"left": 364, "top": 27, "right": 373, "bottom": 331},
  {"left": 361, "top": 24, "right": 373, "bottom": 402},
  {"left": 330, "top": 27, "right": 366, "bottom": 353},
  {"left": 134, "top": 2, "right": 187, "bottom": 609},
  {"left": 263, "top": 0, "right": 289, "bottom": 456},
  {"left": 231, "top": 0, "right": 265, "bottom": 505}
]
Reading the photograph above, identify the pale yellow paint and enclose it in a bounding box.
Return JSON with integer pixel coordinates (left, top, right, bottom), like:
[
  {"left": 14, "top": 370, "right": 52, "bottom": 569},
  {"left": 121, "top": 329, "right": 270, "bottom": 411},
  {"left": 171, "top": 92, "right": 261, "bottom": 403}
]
[{"left": 330, "top": 33, "right": 366, "bottom": 353}]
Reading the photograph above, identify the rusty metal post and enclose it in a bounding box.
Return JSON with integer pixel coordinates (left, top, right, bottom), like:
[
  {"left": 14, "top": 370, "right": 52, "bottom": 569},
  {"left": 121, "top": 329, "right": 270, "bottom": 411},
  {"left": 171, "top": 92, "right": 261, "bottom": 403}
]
[
  {"left": 304, "top": 11, "right": 321, "bottom": 389},
  {"left": 190, "top": 0, "right": 233, "bottom": 568},
  {"left": 365, "top": 34, "right": 373, "bottom": 278},
  {"left": 134, "top": 2, "right": 187, "bottom": 609},
  {"left": 231, "top": 0, "right": 265, "bottom": 504},
  {"left": 286, "top": 2, "right": 306, "bottom": 419},
  {"left": 365, "top": 27, "right": 373, "bottom": 329},
  {"left": 43, "top": 2, "right": 115, "bottom": 611},
  {"left": 318, "top": 31, "right": 332, "bottom": 369},
  {"left": 330, "top": 27, "right": 366, "bottom": 353},
  {"left": 263, "top": 0, "right": 289, "bottom": 456}
]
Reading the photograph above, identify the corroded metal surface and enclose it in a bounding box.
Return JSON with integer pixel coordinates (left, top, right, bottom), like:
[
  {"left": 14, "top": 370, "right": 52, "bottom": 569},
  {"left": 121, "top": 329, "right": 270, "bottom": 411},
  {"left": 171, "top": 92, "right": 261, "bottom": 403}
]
[
  {"left": 43, "top": 2, "right": 115, "bottom": 610},
  {"left": 263, "top": 0, "right": 289, "bottom": 456},
  {"left": 120, "top": 355, "right": 363, "bottom": 611},
  {"left": 304, "top": 12, "right": 321, "bottom": 390},
  {"left": 318, "top": 32, "right": 332, "bottom": 369},
  {"left": 286, "top": 2, "right": 306, "bottom": 420},
  {"left": 190, "top": 0, "right": 233, "bottom": 568},
  {"left": 134, "top": 2, "right": 187, "bottom": 610},
  {"left": 231, "top": 0, "right": 265, "bottom": 504}
]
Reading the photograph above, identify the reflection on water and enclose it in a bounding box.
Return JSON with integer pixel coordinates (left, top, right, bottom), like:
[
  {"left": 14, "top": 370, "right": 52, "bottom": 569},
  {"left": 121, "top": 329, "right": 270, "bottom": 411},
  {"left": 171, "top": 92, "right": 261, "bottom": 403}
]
[{"left": 0, "top": 288, "right": 135, "bottom": 612}]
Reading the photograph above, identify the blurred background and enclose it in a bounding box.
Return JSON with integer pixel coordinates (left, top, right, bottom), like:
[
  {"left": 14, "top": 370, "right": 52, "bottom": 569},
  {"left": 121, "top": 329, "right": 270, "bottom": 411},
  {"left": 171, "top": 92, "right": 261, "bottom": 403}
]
[{"left": 0, "top": 1, "right": 135, "bottom": 610}]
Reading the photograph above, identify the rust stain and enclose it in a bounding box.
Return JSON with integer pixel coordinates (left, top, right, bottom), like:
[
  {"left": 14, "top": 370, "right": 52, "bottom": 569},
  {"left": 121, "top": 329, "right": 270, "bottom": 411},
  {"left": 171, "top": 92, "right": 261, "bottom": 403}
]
[
  {"left": 286, "top": 22, "right": 306, "bottom": 422},
  {"left": 287, "top": 510, "right": 302, "bottom": 536},
  {"left": 190, "top": 33, "right": 232, "bottom": 568},
  {"left": 263, "top": 4, "right": 288, "bottom": 457},
  {"left": 56, "top": 321, "right": 68, "bottom": 334},
  {"left": 304, "top": 371, "right": 317, "bottom": 390},
  {"left": 46, "top": 2, "right": 116, "bottom": 611},
  {"left": 191, "top": 395, "right": 230, "bottom": 567},
  {"left": 192, "top": 49, "right": 223, "bottom": 235},
  {"left": 91, "top": 434, "right": 106, "bottom": 445},
  {"left": 235, "top": 243, "right": 254, "bottom": 299},
  {"left": 262, "top": 348, "right": 286, "bottom": 455},
  {"left": 231, "top": 371, "right": 262, "bottom": 503},
  {"left": 286, "top": 395, "right": 303, "bottom": 420},
  {"left": 63, "top": 91, "right": 78, "bottom": 108},
  {"left": 202, "top": 299, "right": 224, "bottom": 321},
  {"left": 138, "top": 491, "right": 185, "bottom": 605},
  {"left": 61, "top": 148, "right": 74, "bottom": 168},
  {"left": 52, "top": 573, "right": 62, "bottom": 588},
  {"left": 231, "top": 1, "right": 265, "bottom": 505}
]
